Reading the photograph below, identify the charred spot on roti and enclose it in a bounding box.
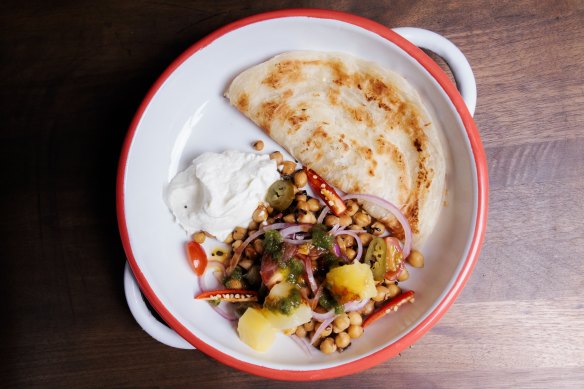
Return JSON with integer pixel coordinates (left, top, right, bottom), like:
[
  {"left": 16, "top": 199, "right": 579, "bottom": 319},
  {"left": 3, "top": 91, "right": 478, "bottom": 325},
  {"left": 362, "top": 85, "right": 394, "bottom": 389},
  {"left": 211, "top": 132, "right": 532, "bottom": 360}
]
[
  {"left": 283, "top": 89, "right": 293, "bottom": 99},
  {"left": 327, "top": 88, "right": 340, "bottom": 105},
  {"left": 258, "top": 100, "right": 280, "bottom": 132},
  {"left": 263, "top": 60, "right": 305, "bottom": 89},
  {"left": 236, "top": 93, "right": 249, "bottom": 111}
]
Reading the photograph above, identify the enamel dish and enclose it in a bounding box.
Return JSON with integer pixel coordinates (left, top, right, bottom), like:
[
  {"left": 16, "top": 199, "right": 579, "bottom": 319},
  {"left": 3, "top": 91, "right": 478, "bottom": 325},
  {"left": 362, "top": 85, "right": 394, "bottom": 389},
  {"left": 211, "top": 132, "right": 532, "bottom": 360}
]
[{"left": 117, "top": 9, "right": 488, "bottom": 380}]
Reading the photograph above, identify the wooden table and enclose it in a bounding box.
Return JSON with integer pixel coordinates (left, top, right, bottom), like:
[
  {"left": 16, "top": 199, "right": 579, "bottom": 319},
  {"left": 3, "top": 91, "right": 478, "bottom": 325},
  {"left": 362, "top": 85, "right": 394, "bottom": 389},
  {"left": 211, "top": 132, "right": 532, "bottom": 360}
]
[{"left": 2, "top": 1, "right": 583, "bottom": 387}]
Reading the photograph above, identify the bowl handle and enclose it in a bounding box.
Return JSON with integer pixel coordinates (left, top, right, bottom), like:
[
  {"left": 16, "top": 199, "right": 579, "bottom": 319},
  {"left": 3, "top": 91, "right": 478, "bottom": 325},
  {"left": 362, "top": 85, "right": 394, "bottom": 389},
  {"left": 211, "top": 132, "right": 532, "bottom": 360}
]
[
  {"left": 392, "top": 27, "right": 477, "bottom": 116},
  {"left": 124, "top": 262, "right": 195, "bottom": 349}
]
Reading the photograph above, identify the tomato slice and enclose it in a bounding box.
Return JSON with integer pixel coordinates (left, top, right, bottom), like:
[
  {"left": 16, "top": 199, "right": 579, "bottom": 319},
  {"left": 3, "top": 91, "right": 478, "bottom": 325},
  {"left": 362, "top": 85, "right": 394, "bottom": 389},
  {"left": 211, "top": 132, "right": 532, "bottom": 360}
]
[
  {"left": 186, "top": 241, "right": 207, "bottom": 276},
  {"left": 383, "top": 237, "right": 405, "bottom": 281},
  {"left": 363, "top": 290, "right": 415, "bottom": 328},
  {"left": 304, "top": 167, "right": 347, "bottom": 216}
]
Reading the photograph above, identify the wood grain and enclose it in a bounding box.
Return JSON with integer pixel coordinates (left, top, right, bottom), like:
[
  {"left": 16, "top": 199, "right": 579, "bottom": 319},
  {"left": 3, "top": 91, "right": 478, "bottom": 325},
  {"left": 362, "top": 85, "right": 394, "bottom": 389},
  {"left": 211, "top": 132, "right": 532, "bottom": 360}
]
[{"left": 1, "top": 0, "right": 583, "bottom": 387}]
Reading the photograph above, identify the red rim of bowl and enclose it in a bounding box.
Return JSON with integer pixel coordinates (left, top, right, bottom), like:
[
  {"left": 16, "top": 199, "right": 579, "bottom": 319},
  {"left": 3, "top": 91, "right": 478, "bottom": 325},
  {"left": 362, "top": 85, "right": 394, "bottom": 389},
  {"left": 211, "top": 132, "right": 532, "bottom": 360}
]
[{"left": 116, "top": 8, "right": 488, "bottom": 381}]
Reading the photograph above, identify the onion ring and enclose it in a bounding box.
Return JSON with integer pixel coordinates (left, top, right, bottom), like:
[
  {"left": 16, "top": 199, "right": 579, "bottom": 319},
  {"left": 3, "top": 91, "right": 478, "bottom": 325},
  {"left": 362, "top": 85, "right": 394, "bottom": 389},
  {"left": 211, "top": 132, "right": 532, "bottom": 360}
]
[{"left": 342, "top": 194, "right": 413, "bottom": 258}]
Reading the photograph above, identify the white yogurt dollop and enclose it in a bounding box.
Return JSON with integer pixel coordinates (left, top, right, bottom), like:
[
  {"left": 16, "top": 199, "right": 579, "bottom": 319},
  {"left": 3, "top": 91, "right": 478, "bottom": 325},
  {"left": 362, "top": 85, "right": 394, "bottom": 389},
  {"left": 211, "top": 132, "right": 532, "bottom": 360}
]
[{"left": 167, "top": 150, "right": 279, "bottom": 241}]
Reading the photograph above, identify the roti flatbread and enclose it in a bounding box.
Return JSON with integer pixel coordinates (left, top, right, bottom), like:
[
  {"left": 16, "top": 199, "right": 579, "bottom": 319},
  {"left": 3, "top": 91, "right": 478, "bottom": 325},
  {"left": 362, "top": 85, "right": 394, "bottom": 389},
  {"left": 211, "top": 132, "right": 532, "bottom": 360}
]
[{"left": 226, "top": 51, "right": 445, "bottom": 244}]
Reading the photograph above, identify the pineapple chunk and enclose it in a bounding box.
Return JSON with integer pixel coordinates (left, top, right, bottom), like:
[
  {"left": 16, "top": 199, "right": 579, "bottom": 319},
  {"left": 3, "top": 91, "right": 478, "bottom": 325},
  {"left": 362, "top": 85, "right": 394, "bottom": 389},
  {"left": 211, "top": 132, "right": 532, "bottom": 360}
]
[
  {"left": 262, "top": 281, "right": 312, "bottom": 329},
  {"left": 325, "top": 262, "right": 377, "bottom": 304},
  {"left": 237, "top": 307, "right": 277, "bottom": 352},
  {"left": 263, "top": 304, "right": 312, "bottom": 330}
]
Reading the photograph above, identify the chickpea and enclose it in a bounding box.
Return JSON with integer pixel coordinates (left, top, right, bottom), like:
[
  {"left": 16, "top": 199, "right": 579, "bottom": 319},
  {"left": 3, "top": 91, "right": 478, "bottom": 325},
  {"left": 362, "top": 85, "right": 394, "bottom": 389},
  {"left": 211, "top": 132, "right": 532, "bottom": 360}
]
[
  {"left": 253, "top": 140, "right": 264, "bottom": 151},
  {"left": 353, "top": 211, "right": 371, "bottom": 227},
  {"left": 359, "top": 233, "right": 373, "bottom": 246},
  {"left": 335, "top": 332, "right": 351, "bottom": 349},
  {"left": 320, "top": 337, "right": 337, "bottom": 354},
  {"left": 266, "top": 205, "right": 274, "bottom": 214},
  {"left": 283, "top": 213, "right": 296, "bottom": 223},
  {"left": 385, "top": 283, "right": 401, "bottom": 298},
  {"left": 232, "top": 227, "right": 247, "bottom": 241},
  {"left": 339, "top": 214, "right": 352, "bottom": 227},
  {"left": 324, "top": 215, "right": 340, "bottom": 227},
  {"left": 370, "top": 221, "right": 386, "bottom": 236},
  {"left": 316, "top": 322, "right": 333, "bottom": 338},
  {"left": 345, "top": 248, "right": 357, "bottom": 261},
  {"left": 295, "top": 193, "right": 307, "bottom": 202},
  {"left": 303, "top": 320, "right": 315, "bottom": 332},
  {"left": 339, "top": 234, "right": 355, "bottom": 247},
  {"left": 360, "top": 300, "right": 375, "bottom": 316},
  {"left": 193, "top": 231, "right": 206, "bottom": 244},
  {"left": 372, "top": 285, "right": 389, "bottom": 302},
  {"left": 307, "top": 198, "right": 321, "bottom": 212},
  {"left": 345, "top": 200, "right": 359, "bottom": 216},
  {"left": 253, "top": 239, "right": 263, "bottom": 254},
  {"left": 349, "top": 224, "right": 363, "bottom": 231},
  {"left": 296, "top": 200, "right": 309, "bottom": 212},
  {"left": 397, "top": 268, "right": 410, "bottom": 282},
  {"left": 252, "top": 207, "right": 268, "bottom": 223},
  {"left": 224, "top": 233, "right": 234, "bottom": 244},
  {"left": 238, "top": 258, "right": 253, "bottom": 270},
  {"left": 348, "top": 311, "right": 362, "bottom": 326},
  {"left": 269, "top": 151, "right": 283, "bottom": 165},
  {"left": 297, "top": 211, "right": 316, "bottom": 224},
  {"left": 283, "top": 327, "right": 297, "bottom": 336},
  {"left": 333, "top": 314, "right": 351, "bottom": 333},
  {"left": 293, "top": 170, "right": 307, "bottom": 188},
  {"left": 281, "top": 161, "right": 296, "bottom": 175},
  {"left": 295, "top": 326, "right": 307, "bottom": 338},
  {"left": 407, "top": 249, "right": 425, "bottom": 268},
  {"left": 232, "top": 239, "right": 243, "bottom": 250},
  {"left": 348, "top": 325, "right": 364, "bottom": 339},
  {"left": 248, "top": 220, "right": 259, "bottom": 230}
]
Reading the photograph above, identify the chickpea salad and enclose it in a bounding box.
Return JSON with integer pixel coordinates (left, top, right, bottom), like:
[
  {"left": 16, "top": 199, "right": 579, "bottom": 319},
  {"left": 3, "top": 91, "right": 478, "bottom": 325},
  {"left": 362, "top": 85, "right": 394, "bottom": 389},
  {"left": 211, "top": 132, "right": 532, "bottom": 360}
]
[{"left": 187, "top": 150, "right": 423, "bottom": 355}]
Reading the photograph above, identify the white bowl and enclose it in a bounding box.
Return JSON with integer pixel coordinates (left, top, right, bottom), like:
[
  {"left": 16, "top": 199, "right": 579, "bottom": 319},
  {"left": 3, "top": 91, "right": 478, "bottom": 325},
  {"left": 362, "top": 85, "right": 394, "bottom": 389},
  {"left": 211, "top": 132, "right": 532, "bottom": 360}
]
[{"left": 117, "top": 9, "right": 488, "bottom": 380}]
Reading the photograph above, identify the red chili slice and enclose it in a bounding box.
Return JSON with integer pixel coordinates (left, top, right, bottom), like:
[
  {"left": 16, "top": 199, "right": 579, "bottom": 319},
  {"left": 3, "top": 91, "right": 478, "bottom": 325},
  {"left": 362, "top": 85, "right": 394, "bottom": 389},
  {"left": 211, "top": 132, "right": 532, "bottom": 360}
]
[
  {"left": 195, "top": 289, "right": 258, "bottom": 302},
  {"left": 304, "top": 167, "right": 347, "bottom": 216},
  {"left": 186, "top": 241, "right": 207, "bottom": 276},
  {"left": 363, "top": 290, "right": 415, "bottom": 328}
]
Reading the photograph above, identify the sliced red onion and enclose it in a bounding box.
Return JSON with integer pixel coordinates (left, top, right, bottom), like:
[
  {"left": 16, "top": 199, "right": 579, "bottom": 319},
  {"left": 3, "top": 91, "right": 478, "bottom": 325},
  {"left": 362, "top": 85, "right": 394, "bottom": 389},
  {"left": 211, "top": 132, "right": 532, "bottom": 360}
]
[
  {"left": 199, "top": 262, "right": 225, "bottom": 292},
  {"left": 317, "top": 206, "right": 330, "bottom": 224},
  {"left": 334, "top": 230, "right": 363, "bottom": 263},
  {"left": 310, "top": 315, "right": 337, "bottom": 345},
  {"left": 302, "top": 256, "right": 318, "bottom": 294},
  {"left": 262, "top": 222, "right": 294, "bottom": 231},
  {"left": 311, "top": 309, "right": 336, "bottom": 322},
  {"left": 342, "top": 194, "right": 413, "bottom": 258},
  {"left": 343, "top": 298, "right": 370, "bottom": 312},
  {"left": 228, "top": 229, "right": 265, "bottom": 272},
  {"left": 280, "top": 224, "right": 312, "bottom": 237},
  {"left": 283, "top": 238, "right": 311, "bottom": 245},
  {"left": 309, "top": 283, "right": 324, "bottom": 310},
  {"left": 291, "top": 334, "right": 315, "bottom": 357},
  {"left": 212, "top": 302, "right": 237, "bottom": 321},
  {"left": 328, "top": 223, "right": 341, "bottom": 234}
]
